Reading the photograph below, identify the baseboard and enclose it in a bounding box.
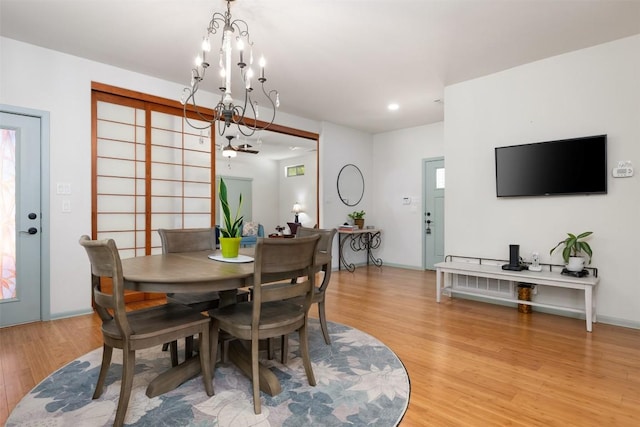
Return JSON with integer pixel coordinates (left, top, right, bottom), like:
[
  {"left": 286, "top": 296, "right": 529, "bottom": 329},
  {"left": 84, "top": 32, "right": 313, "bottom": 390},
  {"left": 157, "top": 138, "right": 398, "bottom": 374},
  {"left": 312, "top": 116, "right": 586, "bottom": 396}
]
[
  {"left": 380, "top": 262, "right": 424, "bottom": 271},
  {"left": 331, "top": 261, "right": 422, "bottom": 271},
  {"left": 595, "top": 315, "right": 640, "bottom": 330},
  {"left": 50, "top": 308, "right": 94, "bottom": 321},
  {"left": 449, "top": 293, "right": 640, "bottom": 330}
]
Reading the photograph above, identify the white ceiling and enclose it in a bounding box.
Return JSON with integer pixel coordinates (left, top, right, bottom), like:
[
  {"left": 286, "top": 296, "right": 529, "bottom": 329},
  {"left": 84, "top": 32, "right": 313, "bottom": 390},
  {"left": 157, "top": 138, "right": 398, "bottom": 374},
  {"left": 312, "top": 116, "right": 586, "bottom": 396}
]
[{"left": 2, "top": 0, "right": 640, "bottom": 134}]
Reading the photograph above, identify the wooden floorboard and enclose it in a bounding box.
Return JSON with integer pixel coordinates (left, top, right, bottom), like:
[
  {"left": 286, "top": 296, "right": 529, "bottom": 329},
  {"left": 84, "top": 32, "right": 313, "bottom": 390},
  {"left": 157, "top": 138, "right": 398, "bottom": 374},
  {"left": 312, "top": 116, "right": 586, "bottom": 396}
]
[{"left": 1, "top": 266, "right": 639, "bottom": 425}]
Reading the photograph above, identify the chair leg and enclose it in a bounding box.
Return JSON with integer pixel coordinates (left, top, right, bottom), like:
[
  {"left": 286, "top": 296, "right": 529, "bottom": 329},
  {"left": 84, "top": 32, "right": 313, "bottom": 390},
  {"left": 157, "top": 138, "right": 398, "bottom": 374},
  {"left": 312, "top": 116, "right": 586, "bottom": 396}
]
[
  {"left": 93, "top": 344, "right": 113, "bottom": 399},
  {"left": 198, "top": 329, "right": 214, "bottom": 396},
  {"left": 220, "top": 338, "right": 230, "bottom": 363},
  {"left": 280, "top": 334, "right": 289, "bottom": 364},
  {"left": 318, "top": 300, "right": 331, "bottom": 345},
  {"left": 185, "top": 335, "right": 194, "bottom": 359},
  {"left": 251, "top": 337, "right": 261, "bottom": 414},
  {"left": 114, "top": 349, "right": 135, "bottom": 427},
  {"left": 299, "top": 321, "right": 316, "bottom": 386},
  {"left": 210, "top": 319, "right": 220, "bottom": 377},
  {"left": 169, "top": 341, "right": 179, "bottom": 367},
  {"left": 266, "top": 337, "right": 274, "bottom": 360}
]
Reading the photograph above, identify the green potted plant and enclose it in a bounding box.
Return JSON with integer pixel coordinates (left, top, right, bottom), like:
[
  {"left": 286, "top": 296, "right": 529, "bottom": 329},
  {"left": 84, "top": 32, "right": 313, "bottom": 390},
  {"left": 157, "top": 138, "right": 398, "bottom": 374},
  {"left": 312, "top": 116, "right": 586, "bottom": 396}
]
[
  {"left": 348, "top": 210, "right": 366, "bottom": 229},
  {"left": 549, "top": 231, "right": 593, "bottom": 272},
  {"left": 219, "top": 177, "right": 243, "bottom": 258}
]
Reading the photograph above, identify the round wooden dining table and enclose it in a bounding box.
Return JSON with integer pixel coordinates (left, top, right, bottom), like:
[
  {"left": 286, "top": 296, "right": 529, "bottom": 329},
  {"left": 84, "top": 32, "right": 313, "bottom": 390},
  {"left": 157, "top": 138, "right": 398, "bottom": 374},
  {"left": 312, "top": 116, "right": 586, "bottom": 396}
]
[
  {"left": 122, "top": 249, "right": 253, "bottom": 301},
  {"left": 120, "top": 248, "right": 284, "bottom": 398}
]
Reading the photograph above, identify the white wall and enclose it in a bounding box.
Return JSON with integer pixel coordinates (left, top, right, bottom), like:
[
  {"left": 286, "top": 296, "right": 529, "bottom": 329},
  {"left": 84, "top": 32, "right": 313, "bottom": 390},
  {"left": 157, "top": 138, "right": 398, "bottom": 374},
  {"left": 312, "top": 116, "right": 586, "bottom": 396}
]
[
  {"left": 372, "top": 123, "right": 445, "bottom": 268},
  {"left": 0, "top": 37, "right": 321, "bottom": 318},
  {"left": 319, "top": 122, "right": 374, "bottom": 264},
  {"left": 444, "top": 35, "right": 640, "bottom": 327},
  {"left": 278, "top": 152, "right": 317, "bottom": 231},
  {"left": 215, "top": 154, "right": 280, "bottom": 232}
]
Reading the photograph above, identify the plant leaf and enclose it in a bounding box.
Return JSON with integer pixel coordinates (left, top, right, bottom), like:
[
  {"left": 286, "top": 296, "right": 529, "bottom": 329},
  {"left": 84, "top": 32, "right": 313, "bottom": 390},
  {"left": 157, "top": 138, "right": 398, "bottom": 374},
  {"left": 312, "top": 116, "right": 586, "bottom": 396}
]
[
  {"left": 579, "top": 241, "right": 593, "bottom": 263},
  {"left": 577, "top": 231, "right": 593, "bottom": 239},
  {"left": 562, "top": 245, "right": 572, "bottom": 263},
  {"left": 549, "top": 239, "right": 568, "bottom": 255}
]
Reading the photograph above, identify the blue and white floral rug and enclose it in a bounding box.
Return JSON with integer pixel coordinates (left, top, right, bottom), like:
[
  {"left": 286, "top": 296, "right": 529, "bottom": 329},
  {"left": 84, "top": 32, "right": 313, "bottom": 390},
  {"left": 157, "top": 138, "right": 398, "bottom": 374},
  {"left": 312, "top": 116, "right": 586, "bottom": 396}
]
[{"left": 7, "top": 320, "right": 409, "bottom": 426}]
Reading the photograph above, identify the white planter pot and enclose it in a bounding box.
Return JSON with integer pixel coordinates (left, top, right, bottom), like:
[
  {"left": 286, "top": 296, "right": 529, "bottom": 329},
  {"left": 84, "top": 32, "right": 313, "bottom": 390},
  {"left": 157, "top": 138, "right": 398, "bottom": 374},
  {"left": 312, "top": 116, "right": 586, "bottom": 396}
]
[{"left": 566, "top": 256, "right": 585, "bottom": 272}]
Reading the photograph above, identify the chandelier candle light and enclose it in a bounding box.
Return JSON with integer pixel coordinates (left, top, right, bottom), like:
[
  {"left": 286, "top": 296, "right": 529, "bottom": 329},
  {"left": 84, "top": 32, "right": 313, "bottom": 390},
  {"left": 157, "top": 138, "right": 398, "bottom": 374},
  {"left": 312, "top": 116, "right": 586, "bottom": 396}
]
[{"left": 181, "top": 0, "right": 279, "bottom": 136}]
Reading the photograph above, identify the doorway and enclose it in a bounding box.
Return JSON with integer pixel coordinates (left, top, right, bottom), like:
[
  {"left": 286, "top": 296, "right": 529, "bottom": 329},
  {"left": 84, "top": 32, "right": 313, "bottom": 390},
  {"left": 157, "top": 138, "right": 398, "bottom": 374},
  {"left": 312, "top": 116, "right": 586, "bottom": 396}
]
[
  {"left": 216, "top": 176, "right": 253, "bottom": 224},
  {"left": 0, "top": 106, "right": 50, "bottom": 327},
  {"left": 423, "top": 157, "right": 445, "bottom": 270}
]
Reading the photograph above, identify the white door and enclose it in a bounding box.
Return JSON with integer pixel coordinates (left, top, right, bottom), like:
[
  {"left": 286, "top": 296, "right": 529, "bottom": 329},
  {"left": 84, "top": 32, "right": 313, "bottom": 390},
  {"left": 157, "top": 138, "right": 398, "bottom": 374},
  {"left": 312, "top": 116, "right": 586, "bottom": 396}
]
[
  {"left": 0, "top": 111, "right": 43, "bottom": 326},
  {"left": 423, "top": 158, "right": 445, "bottom": 270}
]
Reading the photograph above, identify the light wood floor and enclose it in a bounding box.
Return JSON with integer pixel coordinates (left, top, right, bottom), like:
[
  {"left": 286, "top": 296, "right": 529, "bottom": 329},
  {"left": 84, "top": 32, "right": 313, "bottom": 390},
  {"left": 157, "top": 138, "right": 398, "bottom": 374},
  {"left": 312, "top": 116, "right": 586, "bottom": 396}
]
[{"left": 1, "top": 266, "right": 639, "bottom": 426}]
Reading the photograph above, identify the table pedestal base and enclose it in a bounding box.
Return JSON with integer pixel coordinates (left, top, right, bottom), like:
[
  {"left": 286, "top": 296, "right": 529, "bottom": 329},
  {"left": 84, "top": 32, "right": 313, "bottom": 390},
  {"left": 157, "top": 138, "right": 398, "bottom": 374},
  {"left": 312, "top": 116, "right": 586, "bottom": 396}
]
[
  {"left": 228, "top": 340, "right": 282, "bottom": 396},
  {"left": 145, "top": 339, "right": 282, "bottom": 398}
]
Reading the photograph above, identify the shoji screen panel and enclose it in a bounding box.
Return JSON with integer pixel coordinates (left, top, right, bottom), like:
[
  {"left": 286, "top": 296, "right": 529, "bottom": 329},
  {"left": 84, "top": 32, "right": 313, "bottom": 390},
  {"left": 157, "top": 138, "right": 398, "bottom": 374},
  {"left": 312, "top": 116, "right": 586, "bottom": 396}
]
[
  {"left": 92, "top": 88, "right": 215, "bottom": 257},
  {"left": 149, "top": 110, "right": 213, "bottom": 251},
  {"left": 95, "top": 100, "right": 146, "bottom": 259}
]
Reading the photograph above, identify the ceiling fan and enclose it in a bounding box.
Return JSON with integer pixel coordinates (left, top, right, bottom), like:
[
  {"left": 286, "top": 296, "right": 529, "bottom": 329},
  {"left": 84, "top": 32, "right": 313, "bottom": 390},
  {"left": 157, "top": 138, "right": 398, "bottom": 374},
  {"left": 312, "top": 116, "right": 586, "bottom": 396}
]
[{"left": 218, "top": 135, "right": 259, "bottom": 156}]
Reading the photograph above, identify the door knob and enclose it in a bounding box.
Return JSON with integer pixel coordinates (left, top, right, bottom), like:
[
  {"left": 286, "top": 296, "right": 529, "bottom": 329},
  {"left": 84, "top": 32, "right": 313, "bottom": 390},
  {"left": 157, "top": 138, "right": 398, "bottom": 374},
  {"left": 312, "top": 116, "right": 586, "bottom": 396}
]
[
  {"left": 20, "top": 227, "right": 38, "bottom": 235},
  {"left": 28, "top": 212, "right": 37, "bottom": 220}
]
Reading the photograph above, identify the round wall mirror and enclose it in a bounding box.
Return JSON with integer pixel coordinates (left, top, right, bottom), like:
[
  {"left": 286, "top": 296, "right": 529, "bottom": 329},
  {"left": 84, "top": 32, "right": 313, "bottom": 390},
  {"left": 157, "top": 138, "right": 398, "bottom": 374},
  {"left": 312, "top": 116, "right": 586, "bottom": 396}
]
[{"left": 337, "top": 164, "right": 364, "bottom": 206}]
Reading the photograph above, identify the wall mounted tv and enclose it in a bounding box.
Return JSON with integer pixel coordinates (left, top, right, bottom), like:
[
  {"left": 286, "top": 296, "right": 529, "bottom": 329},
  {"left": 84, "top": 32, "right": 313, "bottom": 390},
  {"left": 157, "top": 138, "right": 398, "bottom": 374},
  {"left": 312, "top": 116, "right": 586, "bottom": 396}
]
[{"left": 495, "top": 135, "right": 607, "bottom": 197}]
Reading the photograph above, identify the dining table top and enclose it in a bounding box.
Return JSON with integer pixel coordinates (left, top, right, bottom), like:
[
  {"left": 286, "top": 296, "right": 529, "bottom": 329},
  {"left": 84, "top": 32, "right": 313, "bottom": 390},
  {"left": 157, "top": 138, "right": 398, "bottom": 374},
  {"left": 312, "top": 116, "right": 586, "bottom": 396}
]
[
  {"left": 121, "top": 249, "right": 255, "bottom": 294},
  {"left": 121, "top": 247, "right": 332, "bottom": 294}
]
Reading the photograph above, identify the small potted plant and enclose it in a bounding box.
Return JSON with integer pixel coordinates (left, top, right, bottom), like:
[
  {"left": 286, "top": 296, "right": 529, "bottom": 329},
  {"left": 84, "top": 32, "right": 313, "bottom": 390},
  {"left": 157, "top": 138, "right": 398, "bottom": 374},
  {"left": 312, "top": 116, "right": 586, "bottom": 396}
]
[
  {"left": 348, "top": 210, "right": 366, "bottom": 229},
  {"left": 219, "top": 177, "right": 243, "bottom": 258},
  {"left": 549, "top": 231, "right": 593, "bottom": 272}
]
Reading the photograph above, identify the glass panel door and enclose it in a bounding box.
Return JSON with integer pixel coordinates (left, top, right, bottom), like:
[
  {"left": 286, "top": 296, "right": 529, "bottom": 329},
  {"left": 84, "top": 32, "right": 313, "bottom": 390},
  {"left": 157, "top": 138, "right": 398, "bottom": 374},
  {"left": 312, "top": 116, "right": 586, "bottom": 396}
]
[
  {"left": 1, "top": 128, "right": 17, "bottom": 300},
  {"left": 0, "top": 111, "right": 42, "bottom": 326}
]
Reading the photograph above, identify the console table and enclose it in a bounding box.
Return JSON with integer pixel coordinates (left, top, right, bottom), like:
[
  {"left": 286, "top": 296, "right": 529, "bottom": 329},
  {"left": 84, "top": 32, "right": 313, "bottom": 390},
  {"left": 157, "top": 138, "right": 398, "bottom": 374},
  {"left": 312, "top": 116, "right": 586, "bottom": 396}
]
[
  {"left": 338, "top": 228, "right": 383, "bottom": 272},
  {"left": 435, "top": 260, "right": 599, "bottom": 332}
]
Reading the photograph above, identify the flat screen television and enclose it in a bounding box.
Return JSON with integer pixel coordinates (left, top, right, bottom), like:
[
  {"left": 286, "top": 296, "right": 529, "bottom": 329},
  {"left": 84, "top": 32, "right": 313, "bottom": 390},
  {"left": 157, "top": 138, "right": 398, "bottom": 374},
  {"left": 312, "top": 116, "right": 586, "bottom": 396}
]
[{"left": 495, "top": 135, "right": 607, "bottom": 197}]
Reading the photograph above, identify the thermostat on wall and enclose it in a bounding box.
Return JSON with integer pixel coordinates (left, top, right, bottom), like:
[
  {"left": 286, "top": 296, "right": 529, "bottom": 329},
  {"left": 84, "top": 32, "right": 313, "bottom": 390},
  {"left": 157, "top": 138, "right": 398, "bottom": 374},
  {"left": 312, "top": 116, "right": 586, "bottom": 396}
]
[{"left": 612, "top": 161, "right": 634, "bottom": 178}]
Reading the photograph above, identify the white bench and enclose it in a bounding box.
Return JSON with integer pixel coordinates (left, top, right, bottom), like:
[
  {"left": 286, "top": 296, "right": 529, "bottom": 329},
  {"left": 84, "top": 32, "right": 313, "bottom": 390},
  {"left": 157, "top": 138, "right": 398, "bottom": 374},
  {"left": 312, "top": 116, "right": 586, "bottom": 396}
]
[{"left": 435, "top": 258, "right": 599, "bottom": 332}]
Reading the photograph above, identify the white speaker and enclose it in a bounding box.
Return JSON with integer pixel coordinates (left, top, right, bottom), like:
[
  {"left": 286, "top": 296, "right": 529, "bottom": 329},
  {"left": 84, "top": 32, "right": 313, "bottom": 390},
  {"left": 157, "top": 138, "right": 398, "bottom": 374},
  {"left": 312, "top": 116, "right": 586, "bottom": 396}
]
[{"left": 529, "top": 252, "right": 542, "bottom": 272}]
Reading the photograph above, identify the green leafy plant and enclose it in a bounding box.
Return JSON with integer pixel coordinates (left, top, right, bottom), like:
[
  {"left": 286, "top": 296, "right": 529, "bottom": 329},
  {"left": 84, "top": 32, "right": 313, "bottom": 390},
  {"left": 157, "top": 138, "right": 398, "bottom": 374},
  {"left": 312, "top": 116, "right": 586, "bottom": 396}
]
[
  {"left": 549, "top": 231, "right": 593, "bottom": 264},
  {"left": 219, "top": 178, "right": 243, "bottom": 238},
  {"left": 348, "top": 210, "right": 365, "bottom": 220}
]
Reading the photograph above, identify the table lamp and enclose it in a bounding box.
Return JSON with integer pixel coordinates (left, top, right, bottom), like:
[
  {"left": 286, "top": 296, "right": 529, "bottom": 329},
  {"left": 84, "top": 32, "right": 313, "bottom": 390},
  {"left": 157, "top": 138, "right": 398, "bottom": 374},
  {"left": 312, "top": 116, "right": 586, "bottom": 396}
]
[{"left": 292, "top": 202, "right": 303, "bottom": 223}]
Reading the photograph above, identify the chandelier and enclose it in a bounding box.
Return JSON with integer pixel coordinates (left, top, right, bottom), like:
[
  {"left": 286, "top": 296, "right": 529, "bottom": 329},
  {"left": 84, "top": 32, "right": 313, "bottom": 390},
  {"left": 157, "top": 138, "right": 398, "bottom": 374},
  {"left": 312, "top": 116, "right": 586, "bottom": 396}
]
[{"left": 181, "top": 0, "right": 279, "bottom": 137}]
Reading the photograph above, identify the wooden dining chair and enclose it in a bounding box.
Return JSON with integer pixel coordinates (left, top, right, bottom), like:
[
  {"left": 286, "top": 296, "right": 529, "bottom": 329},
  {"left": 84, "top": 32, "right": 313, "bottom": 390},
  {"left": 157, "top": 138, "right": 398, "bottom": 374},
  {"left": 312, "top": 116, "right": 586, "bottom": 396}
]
[
  {"left": 79, "top": 235, "right": 213, "bottom": 427},
  {"left": 268, "top": 226, "right": 337, "bottom": 364},
  {"left": 295, "top": 226, "right": 337, "bottom": 345},
  {"left": 158, "top": 228, "right": 250, "bottom": 364},
  {"left": 158, "top": 227, "right": 220, "bottom": 311},
  {"left": 209, "top": 234, "right": 320, "bottom": 414}
]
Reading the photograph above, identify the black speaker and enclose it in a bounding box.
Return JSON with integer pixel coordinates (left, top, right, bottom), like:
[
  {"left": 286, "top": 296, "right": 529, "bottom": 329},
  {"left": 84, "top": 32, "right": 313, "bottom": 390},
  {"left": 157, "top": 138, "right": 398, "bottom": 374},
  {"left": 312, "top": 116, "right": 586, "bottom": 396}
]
[
  {"left": 509, "top": 244, "right": 519, "bottom": 267},
  {"left": 502, "top": 244, "right": 525, "bottom": 271}
]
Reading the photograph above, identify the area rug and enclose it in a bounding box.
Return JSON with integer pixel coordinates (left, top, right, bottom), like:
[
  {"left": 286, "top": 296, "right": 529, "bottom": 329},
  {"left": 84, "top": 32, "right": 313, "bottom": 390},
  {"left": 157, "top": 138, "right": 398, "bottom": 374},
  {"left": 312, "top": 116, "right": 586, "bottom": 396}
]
[{"left": 7, "top": 320, "right": 410, "bottom": 426}]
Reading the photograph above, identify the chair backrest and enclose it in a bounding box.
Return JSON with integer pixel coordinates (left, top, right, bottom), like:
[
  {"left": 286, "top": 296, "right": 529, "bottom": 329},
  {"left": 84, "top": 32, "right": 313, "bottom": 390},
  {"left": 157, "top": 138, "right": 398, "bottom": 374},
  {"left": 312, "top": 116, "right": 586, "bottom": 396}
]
[
  {"left": 296, "top": 226, "right": 337, "bottom": 255},
  {"left": 252, "top": 235, "right": 320, "bottom": 310},
  {"left": 79, "top": 235, "right": 132, "bottom": 337},
  {"left": 158, "top": 228, "right": 216, "bottom": 253}
]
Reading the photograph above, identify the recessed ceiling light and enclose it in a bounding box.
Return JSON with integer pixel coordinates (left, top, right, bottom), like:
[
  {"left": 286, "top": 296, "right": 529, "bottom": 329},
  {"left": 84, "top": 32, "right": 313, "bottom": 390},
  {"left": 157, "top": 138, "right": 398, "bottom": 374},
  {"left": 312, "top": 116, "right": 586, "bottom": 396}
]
[{"left": 387, "top": 103, "right": 399, "bottom": 111}]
